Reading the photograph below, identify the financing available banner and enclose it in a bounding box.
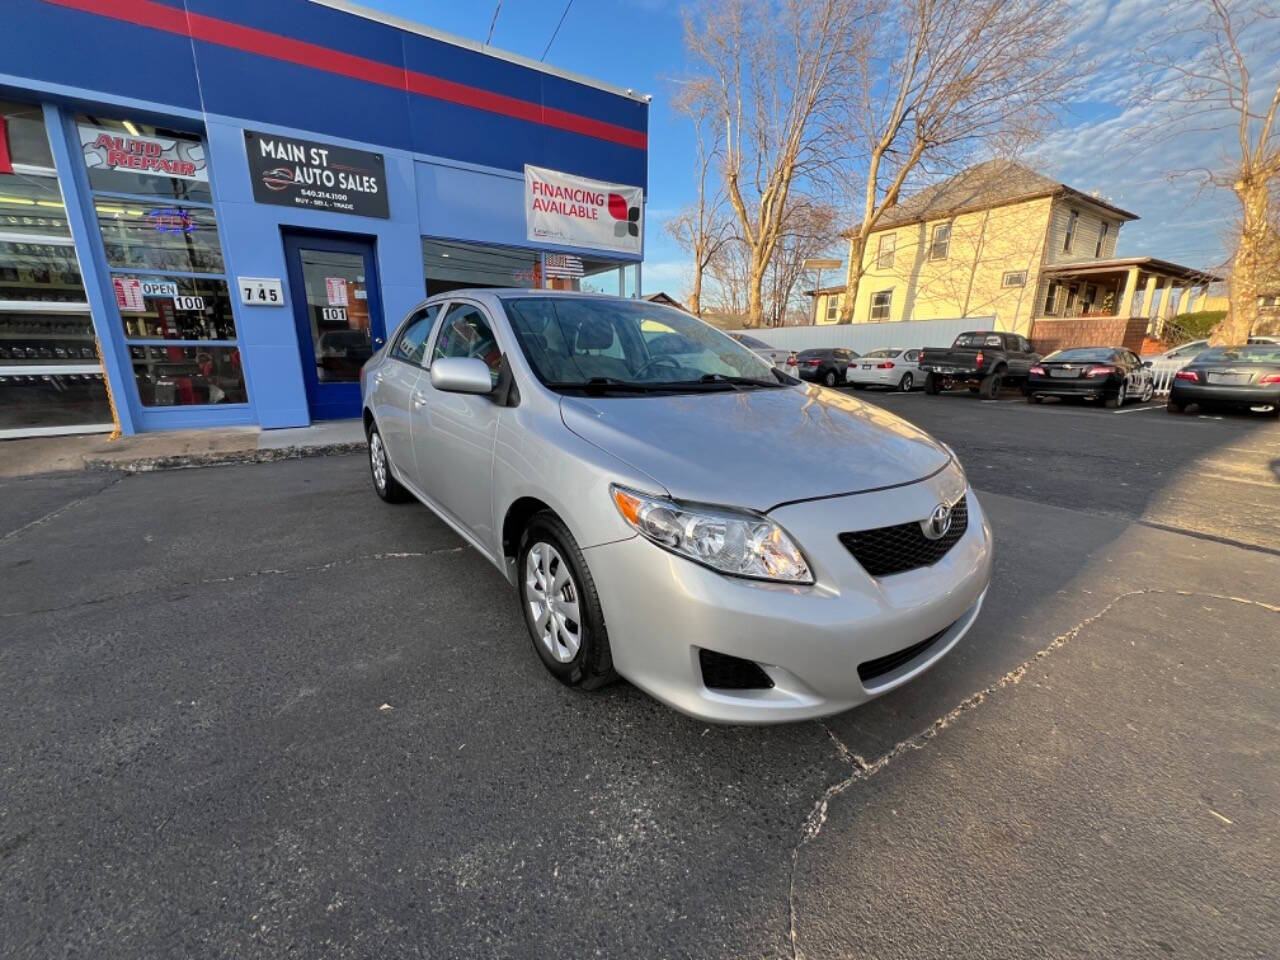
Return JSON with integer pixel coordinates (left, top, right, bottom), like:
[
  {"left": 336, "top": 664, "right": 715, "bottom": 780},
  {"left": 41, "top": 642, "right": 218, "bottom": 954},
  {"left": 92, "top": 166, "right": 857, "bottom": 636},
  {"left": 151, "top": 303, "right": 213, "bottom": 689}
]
[{"left": 524, "top": 165, "right": 643, "bottom": 256}]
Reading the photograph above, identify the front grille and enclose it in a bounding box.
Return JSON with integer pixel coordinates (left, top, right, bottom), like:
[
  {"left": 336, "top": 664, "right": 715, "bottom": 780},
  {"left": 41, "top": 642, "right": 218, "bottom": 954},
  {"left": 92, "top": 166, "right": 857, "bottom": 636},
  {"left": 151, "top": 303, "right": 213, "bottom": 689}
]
[
  {"left": 857, "top": 625, "right": 949, "bottom": 684},
  {"left": 839, "top": 496, "right": 969, "bottom": 577},
  {"left": 699, "top": 649, "right": 774, "bottom": 690}
]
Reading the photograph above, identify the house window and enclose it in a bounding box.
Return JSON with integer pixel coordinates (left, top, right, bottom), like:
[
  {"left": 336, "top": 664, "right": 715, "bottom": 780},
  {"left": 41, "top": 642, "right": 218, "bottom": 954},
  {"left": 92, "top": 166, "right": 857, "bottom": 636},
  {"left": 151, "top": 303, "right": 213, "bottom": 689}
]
[
  {"left": 929, "top": 223, "right": 950, "bottom": 260},
  {"left": 825, "top": 295, "right": 839, "bottom": 321},
  {"left": 870, "top": 290, "right": 892, "bottom": 321},
  {"left": 1044, "top": 282, "right": 1060, "bottom": 315},
  {"left": 876, "top": 234, "right": 896, "bottom": 270},
  {"left": 1094, "top": 222, "right": 1109, "bottom": 258},
  {"left": 1063, "top": 209, "right": 1079, "bottom": 253},
  {"left": 1002, "top": 271, "right": 1026, "bottom": 287}
]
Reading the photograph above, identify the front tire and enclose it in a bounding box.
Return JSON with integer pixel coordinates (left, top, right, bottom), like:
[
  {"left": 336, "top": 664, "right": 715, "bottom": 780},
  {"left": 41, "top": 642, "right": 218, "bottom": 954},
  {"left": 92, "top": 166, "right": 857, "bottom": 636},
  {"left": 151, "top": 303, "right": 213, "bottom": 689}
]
[
  {"left": 367, "top": 423, "right": 412, "bottom": 503},
  {"left": 898, "top": 372, "right": 914, "bottom": 392},
  {"left": 518, "top": 512, "right": 616, "bottom": 690},
  {"left": 1141, "top": 380, "right": 1155, "bottom": 403}
]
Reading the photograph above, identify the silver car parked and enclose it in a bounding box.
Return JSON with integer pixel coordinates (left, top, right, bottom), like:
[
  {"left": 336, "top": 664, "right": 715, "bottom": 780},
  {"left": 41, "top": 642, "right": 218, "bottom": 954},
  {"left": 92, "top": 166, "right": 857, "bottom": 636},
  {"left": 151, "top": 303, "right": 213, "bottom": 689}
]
[{"left": 361, "top": 290, "right": 992, "bottom": 723}]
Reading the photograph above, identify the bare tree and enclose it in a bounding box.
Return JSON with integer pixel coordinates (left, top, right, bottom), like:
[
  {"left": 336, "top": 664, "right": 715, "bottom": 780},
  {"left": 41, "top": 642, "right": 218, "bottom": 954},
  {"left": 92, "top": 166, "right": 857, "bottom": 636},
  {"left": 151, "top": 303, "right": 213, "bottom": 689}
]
[
  {"left": 835, "top": 0, "right": 1076, "bottom": 322},
  {"left": 1143, "top": 0, "right": 1280, "bottom": 343},
  {"left": 763, "top": 199, "right": 839, "bottom": 326},
  {"left": 666, "top": 79, "right": 731, "bottom": 316},
  {"left": 682, "top": 0, "right": 856, "bottom": 327}
]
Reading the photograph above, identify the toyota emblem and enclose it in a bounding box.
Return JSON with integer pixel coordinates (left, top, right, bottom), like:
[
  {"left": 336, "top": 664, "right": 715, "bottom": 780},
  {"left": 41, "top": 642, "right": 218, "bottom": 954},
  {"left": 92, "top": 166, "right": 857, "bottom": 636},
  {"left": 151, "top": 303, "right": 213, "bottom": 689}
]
[{"left": 921, "top": 503, "right": 953, "bottom": 540}]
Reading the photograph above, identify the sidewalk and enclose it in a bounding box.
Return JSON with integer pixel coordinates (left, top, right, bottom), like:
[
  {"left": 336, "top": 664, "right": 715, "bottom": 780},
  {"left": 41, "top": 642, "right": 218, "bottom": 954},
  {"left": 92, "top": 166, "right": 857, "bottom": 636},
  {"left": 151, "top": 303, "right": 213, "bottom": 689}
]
[{"left": 0, "top": 420, "right": 366, "bottom": 479}]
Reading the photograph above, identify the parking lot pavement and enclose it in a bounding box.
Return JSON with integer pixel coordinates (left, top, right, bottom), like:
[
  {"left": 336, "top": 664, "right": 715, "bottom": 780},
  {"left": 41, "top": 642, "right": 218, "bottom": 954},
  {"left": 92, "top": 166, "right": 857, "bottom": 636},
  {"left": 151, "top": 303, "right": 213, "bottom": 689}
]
[
  {"left": 848, "top": 386, "right": 1280, "bottom": 552},
  {"left": 1, "top": 405, "right": 1278, "bottom": 958}
]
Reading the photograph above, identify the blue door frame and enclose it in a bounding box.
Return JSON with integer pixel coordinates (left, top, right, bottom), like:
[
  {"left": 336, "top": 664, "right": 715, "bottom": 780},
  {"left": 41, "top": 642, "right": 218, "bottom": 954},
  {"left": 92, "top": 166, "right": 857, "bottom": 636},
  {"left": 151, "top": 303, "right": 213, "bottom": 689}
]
[{"left": 282, "top": 231, "right": 387, "bottom": 421}]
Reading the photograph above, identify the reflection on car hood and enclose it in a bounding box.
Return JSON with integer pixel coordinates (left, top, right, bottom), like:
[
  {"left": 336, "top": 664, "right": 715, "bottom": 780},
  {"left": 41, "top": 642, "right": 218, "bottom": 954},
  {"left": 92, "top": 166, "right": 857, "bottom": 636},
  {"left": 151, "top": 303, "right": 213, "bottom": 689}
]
[{"left": 560, "top": 384, "right": 952, "bottom": 512}]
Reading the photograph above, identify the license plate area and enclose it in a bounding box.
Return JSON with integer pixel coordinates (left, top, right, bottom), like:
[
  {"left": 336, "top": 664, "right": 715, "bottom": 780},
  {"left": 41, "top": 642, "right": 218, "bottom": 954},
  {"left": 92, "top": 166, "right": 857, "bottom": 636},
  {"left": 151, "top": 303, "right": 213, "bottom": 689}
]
[
  {"left": 1207, "top": 372, "right": 1247, "bottom": 384},
  {"left": 1049, "top": 368, "right": 1079, "bottom": 378}
]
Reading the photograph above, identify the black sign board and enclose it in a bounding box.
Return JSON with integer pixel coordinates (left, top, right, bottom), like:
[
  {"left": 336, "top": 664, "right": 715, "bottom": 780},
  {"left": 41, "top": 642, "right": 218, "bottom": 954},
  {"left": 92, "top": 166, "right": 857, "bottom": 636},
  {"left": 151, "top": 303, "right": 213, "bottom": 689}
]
[{"left": 243, "top": 130, "right": 389, "bottom": 219}]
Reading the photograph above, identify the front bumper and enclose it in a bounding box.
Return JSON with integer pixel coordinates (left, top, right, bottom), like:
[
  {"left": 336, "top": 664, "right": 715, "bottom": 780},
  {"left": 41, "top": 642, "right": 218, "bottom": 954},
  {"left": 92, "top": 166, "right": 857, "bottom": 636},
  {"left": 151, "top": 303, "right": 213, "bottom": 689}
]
[
  {"left": 1170, "top": 381, "right": 1280, "bottom": 407},
  {"left": 583, "top": 464, "right": 992, "bottom": 723}
]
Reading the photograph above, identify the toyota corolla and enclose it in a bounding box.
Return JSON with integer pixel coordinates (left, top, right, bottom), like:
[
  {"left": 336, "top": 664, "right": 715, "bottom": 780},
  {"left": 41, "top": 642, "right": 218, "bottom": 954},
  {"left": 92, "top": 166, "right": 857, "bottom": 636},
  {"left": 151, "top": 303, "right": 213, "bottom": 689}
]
[{"left": 361, "top": 291, "right": 992, "bottom": 723}]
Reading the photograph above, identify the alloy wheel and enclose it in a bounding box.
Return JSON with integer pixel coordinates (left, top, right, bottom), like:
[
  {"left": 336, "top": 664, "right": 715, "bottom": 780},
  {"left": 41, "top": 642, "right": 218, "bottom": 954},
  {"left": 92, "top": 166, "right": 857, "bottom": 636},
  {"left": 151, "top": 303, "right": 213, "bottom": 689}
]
[
  {"left": 525, "top": 542, "right": 582, "bottom": 663},
  {"left": 900, "top": 372, "right": 913, "bottom": 392},
  {"left": 369, "top": 432, "right": 387, "bottom": 492}
]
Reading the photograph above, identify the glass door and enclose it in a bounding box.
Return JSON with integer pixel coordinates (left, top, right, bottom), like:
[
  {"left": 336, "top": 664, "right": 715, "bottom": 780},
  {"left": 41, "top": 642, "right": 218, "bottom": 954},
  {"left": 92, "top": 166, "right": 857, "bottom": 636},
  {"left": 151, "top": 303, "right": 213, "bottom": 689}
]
[{"left": 283, "top": 232, "right": 386, "bottom": 421}]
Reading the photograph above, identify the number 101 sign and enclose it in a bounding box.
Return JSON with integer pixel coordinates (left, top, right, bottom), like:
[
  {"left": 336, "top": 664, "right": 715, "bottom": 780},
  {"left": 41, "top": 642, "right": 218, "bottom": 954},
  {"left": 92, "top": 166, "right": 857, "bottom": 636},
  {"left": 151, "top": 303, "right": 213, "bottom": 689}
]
[{"left": 238, "top": 276, "right": 285, "bottom": 306}]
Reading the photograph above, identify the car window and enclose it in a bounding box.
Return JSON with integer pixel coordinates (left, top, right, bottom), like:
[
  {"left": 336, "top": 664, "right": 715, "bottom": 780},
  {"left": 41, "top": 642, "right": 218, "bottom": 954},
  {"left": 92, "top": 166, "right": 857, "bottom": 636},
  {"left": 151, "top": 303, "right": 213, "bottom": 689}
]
[
  {"left": 390, "top": 305, "right": 439, "bottom": 366},
  {"left": 432, "top": 302, "right": 502, "bottom": 384},
  {"left": 904, "top": 349, "right": 919, "bottom": 362}
]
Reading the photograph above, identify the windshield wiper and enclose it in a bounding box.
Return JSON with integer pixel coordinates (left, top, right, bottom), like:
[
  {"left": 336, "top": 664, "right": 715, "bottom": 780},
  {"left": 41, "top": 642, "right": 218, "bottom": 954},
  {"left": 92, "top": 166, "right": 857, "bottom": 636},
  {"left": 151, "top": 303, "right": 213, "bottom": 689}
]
[{"left": 690, "top": 373, "right": 787, "bottom": 389}]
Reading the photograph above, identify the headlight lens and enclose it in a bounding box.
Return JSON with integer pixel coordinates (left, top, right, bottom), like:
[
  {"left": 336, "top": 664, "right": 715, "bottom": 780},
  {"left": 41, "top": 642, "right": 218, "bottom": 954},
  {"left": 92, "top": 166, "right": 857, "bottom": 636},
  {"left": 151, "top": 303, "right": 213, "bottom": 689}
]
[{"left": 610, "top": 485, "right": 813, "bottom": 584}]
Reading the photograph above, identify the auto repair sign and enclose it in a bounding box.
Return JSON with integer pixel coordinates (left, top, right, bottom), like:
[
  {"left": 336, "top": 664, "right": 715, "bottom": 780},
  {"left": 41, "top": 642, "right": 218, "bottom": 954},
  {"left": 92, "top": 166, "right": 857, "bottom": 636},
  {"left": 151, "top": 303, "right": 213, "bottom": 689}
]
[
  {"left": 79, "top": 124, "right": 207, "bottom": 182},
  {"left": 525, "top": 165, "right": 643, "bottom": 256},
  {"left": 243, "top": 130, "right": 389, "bottom": 219}
]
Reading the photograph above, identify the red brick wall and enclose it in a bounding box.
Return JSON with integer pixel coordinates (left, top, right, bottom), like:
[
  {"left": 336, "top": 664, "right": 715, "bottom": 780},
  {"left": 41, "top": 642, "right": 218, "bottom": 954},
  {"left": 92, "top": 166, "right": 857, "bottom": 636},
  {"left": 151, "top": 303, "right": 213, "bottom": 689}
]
[{"left": 1030, "top": 317, "right": 1148, "bottom": 355}]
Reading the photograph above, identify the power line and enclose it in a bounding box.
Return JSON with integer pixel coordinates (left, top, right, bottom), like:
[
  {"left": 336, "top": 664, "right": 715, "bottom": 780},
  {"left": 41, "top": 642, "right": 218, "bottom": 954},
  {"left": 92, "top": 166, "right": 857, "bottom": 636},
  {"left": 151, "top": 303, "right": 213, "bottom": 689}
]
[
  {"left": 485, "top": 1, "right": 502, "bottom": 45},
  {"left": 541, "top": 0, "right": 573, "bottom": 61}
]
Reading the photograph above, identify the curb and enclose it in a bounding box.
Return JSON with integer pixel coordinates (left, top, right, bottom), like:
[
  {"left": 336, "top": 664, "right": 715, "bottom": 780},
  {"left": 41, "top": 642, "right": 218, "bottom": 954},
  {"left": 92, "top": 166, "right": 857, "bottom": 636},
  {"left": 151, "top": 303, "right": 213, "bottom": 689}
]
[{"left": 83, "top": 441, "right": 365, "bottom": 474}]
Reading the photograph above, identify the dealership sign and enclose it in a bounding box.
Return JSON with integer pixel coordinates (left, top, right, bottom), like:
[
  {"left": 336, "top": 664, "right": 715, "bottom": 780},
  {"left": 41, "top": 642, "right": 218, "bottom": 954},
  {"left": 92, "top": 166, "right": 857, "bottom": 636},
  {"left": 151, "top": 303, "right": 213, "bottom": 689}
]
[
  {"left": 79, "top": 124, "right": 207, "bottom": 181},
  {"left": 244, "top": 130, "right": 388, "bottom": 219},
  {"left": 524, "top": 165, "right": 643, "bottom": 256}
]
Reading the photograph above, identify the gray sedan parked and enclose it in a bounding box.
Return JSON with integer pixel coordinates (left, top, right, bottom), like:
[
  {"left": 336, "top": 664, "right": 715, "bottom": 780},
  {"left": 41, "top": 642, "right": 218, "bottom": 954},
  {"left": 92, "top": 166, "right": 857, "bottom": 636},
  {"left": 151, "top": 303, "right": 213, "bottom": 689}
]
[{"left": 361, "top": 291, "right": 992, "bottom": 723}]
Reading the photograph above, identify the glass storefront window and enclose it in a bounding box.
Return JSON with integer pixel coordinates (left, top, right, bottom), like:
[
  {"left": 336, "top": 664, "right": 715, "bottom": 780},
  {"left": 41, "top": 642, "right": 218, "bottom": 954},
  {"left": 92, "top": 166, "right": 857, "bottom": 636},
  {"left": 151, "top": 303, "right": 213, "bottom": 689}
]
[
  {"left": 0, "top": 313, "right": 99, "bottom": 364},
  {"left": 298, "top": 248, "right": 373, "bottom": 383},
  {"left": 422, "top": 238, "right": 541, "bottom": 296},
  {"left": 76, "top": 116, "right": 211, "bottom": 203},
  {"left": 0, "top": 173, "right": 73, "bottom": 237},
  {"left": 116, "top": 275, "right": 236, "bottom": 340},
  {"left": 1, "top": 99, "right": 56, "bottom": 169},
  {"left": 96, "top": 200, "right": 225, "bottom": 274},
  {"left": 0, "top": 240, "right": 84, "bottom": 302},
  {"left": 0, "top": 372, "right": 111, "bottom": 432},
  {"left": 130, "top": 344, "right": 245, "bottom": 406}
]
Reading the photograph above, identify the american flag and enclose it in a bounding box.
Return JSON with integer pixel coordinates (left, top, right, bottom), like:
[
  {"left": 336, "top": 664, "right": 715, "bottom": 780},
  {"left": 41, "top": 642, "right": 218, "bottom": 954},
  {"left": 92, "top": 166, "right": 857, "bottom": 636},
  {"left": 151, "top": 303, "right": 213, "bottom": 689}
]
[{"left": 544, "top": 254, "right": 584, "bottom": 278}]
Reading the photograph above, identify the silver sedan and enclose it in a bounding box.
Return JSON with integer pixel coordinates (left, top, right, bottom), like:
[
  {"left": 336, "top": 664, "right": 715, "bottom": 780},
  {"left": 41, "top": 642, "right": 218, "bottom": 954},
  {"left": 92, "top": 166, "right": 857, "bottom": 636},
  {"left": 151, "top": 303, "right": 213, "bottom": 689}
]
[
  {"left": 846, "top": 347, "right": 922, "bottom": 391},
  {"left": 361, "top": 290, "right": 992, "bottom": 723}
]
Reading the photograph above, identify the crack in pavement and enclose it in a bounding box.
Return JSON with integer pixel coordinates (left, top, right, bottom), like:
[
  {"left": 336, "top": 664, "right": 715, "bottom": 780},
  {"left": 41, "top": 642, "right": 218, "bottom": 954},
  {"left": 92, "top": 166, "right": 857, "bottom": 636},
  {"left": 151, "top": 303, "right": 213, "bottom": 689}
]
[
  {"left": 785, "top": 588, "right": 1280, "bottom": 960},
  {"left": 0, "top": 473, "right": 127, "bottom": 545},
  {"left": 0, "top": 547, "right": 466, "bottom": 619}
]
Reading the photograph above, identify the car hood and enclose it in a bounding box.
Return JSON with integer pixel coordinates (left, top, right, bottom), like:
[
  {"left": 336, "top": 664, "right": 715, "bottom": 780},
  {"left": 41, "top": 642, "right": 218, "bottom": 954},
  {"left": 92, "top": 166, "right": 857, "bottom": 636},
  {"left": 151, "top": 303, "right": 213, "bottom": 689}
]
[{"left": 559, "top": 384, "right": 952, "bottom": 512}]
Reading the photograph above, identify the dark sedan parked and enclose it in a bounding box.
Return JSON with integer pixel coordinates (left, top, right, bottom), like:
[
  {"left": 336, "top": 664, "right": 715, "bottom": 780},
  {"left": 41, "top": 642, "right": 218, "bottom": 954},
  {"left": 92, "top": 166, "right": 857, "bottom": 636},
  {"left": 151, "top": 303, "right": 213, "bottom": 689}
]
[
  {"left": 1167, "top": 345, "right": 1280, "bottom": 416},
  {"left": 1026, "top": 347, "right": 1154, "bottom": 408},
  {"left": 796, "top": 347, "right": 858, "bottom": 387}
]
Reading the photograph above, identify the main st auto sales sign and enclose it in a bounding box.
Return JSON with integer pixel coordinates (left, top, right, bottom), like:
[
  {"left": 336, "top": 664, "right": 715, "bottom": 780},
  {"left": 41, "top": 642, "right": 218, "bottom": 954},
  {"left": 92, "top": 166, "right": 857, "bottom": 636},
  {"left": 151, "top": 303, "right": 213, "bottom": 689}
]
[
  {"left": 525, "top": 165, "right": 643, "bottom": 256},
  {"left": 244, "top": 130, "right": 389, "bottom": 219}
]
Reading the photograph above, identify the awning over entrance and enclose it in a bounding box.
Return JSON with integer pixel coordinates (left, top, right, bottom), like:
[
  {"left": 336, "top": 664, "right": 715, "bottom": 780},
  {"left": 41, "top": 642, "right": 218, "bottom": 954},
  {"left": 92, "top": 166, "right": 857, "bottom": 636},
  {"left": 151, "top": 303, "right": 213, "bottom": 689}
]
[{"left": 1037, "top": 256, "right": 1223, "bottom": 324}]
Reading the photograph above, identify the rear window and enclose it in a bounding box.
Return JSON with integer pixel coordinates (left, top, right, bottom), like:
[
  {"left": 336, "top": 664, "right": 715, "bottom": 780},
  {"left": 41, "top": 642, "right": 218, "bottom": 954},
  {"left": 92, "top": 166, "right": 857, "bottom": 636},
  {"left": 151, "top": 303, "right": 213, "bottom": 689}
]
[
  {"left": 1196, "top": 346, "right": 1280, "bottom": 364},
  {"left": 1046, "top": 348, "right": 1118, "bottom": 362},
  {"left": 862, "top": 348, "right": 897, "bottom": 358},
  {"left": 797, "top": 349, "right": 829, "bottom": 359},
  {"left": 953, "top": 333, "right": 1001, "bottom": 348}
]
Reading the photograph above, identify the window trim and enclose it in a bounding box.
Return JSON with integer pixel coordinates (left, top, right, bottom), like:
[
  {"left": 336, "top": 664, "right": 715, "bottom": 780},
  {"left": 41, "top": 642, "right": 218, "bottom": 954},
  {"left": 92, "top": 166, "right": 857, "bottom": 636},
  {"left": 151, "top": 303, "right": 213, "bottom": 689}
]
[
  {"left": 1002, "top": 270, "right": 1027, "bottom": 288},
  {"left": 824, "top": 295, "right": 839, "bottom": 321},
  {"left": 869, "top": 289, "right": 893, "bottom": 321},
  {"left": 928, "top": 223, "right": 951, "bottom": 261},
  {"left": 1094, "top": 221, "right": 1109, "bottom": 258},
  {"left": 876, "top": 233, "right": 896, "bottom": 270},
  {"left": 1063, "top": 208, "right": 1079, "bottom": 253}
]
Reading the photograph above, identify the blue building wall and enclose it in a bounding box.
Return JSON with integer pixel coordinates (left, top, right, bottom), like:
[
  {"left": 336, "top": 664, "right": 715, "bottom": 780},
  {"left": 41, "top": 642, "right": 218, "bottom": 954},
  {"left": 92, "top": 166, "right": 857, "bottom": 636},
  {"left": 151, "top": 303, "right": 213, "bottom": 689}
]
[{"left": 3, "top": 0, "right": 648, "bottom": 433}]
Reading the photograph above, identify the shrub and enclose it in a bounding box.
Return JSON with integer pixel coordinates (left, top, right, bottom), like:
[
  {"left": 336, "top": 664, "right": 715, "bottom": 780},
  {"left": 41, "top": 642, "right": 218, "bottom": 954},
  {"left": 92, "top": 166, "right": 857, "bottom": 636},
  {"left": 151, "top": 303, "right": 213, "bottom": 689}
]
[{"left": 1167, "top": 310, "right": 1227, "bottom": 343}]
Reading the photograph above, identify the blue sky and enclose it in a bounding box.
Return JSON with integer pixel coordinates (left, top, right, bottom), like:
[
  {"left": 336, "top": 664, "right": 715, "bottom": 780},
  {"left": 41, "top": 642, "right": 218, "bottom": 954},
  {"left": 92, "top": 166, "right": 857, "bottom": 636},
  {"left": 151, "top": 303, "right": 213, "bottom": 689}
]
[{"left": 363, "top": 0, "right": 1251, "bottom": 298}]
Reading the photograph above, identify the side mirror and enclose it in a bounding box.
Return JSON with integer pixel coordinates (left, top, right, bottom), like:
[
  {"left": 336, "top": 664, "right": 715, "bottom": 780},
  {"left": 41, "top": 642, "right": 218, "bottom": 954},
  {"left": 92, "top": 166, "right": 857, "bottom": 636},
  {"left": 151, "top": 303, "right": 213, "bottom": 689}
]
[{"left": 430, "top": 356, "right": 494, "bottom": 395}]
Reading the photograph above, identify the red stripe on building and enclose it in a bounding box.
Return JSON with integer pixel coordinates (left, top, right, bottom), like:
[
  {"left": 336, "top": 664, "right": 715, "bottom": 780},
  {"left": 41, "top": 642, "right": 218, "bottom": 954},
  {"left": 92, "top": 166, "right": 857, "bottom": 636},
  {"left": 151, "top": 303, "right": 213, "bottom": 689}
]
[
  {"left": 44, "top": 0, "right": 648, "bottom": 151},
  {"left": 0, "top": 118, "right": 13, "bottom": 175}
]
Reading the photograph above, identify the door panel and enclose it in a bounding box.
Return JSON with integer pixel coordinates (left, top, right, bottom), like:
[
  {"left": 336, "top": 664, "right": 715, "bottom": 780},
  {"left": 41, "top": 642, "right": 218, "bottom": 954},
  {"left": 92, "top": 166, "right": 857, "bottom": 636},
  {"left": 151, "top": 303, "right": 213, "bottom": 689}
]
[
  {"left": 283, "top": 233, "right": 386, "bottom": 421},
  {"left": 375, "top": 305, "right": 439, "bottom": 480},
  {"left": 411, "top": 300, "right": 505, "bottom": 548}
]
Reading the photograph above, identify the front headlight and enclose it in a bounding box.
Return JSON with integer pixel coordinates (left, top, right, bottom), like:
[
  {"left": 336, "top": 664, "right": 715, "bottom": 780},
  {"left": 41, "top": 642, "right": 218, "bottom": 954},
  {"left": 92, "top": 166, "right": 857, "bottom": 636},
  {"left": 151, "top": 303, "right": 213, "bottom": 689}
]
[{"left": 610, "top": 485, "right": 813, "bottom": 584}]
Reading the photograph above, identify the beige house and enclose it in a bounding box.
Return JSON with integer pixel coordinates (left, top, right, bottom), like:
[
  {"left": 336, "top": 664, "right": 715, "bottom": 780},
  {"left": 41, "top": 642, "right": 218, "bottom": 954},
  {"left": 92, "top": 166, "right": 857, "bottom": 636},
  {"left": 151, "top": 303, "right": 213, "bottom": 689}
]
[{"left": 810, "top": 161, "right": 1219, "bottom": 337}]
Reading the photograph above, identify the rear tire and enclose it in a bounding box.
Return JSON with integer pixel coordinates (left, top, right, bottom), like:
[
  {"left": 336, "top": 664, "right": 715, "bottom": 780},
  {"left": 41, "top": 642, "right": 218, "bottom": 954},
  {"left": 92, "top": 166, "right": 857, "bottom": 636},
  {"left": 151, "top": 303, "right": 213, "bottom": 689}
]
[
  {"left": 518, "top": 512, "right": 616, "bottom": 691},
  {"left": 823, "top": 369, "right": 837, "bottom": 387},
  {"left": 1105, "top": 382, "right": 1127, "bottom": 409},
  {"left": 979, "top": 372, "right": 1003, "bottom": 399},
  {"left": 367, "top": 423, "right": 412, "bottom": 503},
  {"left": 1027, "top": 393, "right": 1043, "bottom": 404},
  {"left": 898, "top": 372, "right": 914, "bottom": 392},
  {"left": 1166, "top": 399, "right": 1185, "bottom": 414},
  {"left": 924, "top": 373, "right": 941, "bottom": 395}
]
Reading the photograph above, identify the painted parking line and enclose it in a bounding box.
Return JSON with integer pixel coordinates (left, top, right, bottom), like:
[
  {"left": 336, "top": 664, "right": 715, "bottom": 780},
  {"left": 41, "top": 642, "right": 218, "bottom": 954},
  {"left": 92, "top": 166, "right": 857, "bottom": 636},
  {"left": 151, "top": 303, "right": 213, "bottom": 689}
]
[{"left": 1113, "top": 404, "right": 1163, "bottom": 414}]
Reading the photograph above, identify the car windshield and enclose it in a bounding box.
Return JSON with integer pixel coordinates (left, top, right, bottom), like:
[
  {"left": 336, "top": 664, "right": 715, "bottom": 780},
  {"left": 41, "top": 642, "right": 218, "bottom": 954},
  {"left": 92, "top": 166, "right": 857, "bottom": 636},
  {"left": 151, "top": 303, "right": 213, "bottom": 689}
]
[
  {"left": 1195, "top": 346, "right": 1280, "bottom": 364},
  {"left": 502, "top": 296, "right": 781, "bottom": 391},
  {"left": 861, "top": 348, "right": 898, "bottom": 359},
  {"left": 1047, "top": 348, "right": 1117, "bottom": 362}
]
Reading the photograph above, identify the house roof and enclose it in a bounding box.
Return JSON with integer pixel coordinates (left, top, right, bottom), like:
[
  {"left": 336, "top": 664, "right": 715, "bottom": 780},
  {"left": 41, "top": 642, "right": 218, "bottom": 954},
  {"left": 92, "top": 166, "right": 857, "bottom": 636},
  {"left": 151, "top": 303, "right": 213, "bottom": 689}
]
[
  {"left": 1041, "top": 256, "right": 1223, "bottom": 284},
  {"left": 851, "top": 160, "right": 1140, "bottom": 235},
  {"left": 643, "top": 291, "right": 688, "bottom": 311},
  {"left": 802, "top": 285, "right": 848, "bottom": 297}
]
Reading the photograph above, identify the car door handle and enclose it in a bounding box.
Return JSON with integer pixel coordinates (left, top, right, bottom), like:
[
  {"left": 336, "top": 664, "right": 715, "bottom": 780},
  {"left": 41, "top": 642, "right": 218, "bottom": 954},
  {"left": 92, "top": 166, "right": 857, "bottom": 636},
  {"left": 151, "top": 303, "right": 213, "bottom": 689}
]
[{"left": 412, "top": 390, "right": 426, "bottom": 408}]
